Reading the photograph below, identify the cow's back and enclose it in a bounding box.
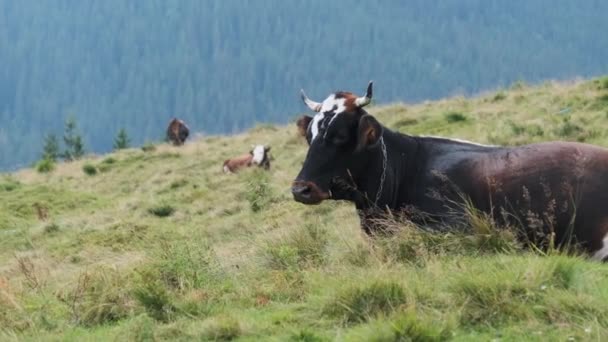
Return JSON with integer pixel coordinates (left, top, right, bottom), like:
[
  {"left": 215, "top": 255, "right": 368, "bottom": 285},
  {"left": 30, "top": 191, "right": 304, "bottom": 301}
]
[{"left": 446, "top": 141, "right": 608, "bottom": 251}]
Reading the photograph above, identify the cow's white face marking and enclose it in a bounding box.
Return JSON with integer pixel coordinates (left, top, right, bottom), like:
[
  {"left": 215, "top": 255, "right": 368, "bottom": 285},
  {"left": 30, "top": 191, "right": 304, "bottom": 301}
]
[
  {"left": 592, "top": 233, "right": 608, "bottom": 261},
  {"left": 251, "top": 145, "right": 266, "bottom": 165},
  {"left": 310, "top": 94, "right": 347, "bottom": 141}
]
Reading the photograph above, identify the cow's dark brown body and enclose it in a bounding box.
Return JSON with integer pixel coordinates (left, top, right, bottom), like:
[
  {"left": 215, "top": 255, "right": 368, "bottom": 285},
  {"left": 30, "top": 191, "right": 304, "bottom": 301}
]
[
  {"left": 166, "top": 118, "right": 189, "bottom": 146},
  {"left": 396, "top": 137, "right": 608, "bottom": 254}
]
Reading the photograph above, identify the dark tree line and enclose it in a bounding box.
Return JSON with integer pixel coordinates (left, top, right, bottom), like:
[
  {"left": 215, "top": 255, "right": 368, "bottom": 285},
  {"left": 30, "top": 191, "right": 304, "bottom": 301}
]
[{"left": 1, "top": 0, "right": 608, "bottom": 170}]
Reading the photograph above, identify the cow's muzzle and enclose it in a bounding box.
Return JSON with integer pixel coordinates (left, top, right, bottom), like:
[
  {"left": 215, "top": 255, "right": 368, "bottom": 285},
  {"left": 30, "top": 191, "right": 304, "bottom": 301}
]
[{"left": 291, "top": 180, "right": 331, "bottom": 205}]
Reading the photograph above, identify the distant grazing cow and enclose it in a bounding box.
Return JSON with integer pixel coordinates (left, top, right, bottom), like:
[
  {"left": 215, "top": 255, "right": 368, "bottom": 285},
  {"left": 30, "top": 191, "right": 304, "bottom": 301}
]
[
  {"left": 292, "top": 81, "right": 608, "bottom": 261},
  {"left": 296, "top": 115, "right": 312, "bottom": 137},
  {"left": 166, "top": 118, "right": 190, "bottom": 146},
  {"left": 223, "top": 145, "right": 271, "bottom": 173}
]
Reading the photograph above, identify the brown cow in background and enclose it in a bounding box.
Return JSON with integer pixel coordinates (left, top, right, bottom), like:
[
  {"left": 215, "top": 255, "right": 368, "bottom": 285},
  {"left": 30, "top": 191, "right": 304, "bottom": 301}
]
[
  {"left": 166, "top": 118, "right": 190, "bottom": 146},
  {"left": 296, "top": 115, "right": 313, "bottom": 137}
]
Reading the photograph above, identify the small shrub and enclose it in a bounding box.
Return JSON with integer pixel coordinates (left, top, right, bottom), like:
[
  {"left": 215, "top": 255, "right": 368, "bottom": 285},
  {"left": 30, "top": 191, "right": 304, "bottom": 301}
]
[
  {"left": 596, "top": 76, "right": 608, "bottom": 90},
  {"left": 199, "top": 315, "right": 242, "bottom": 341},
  {"left": 265, "top": 224, "right": 328, "bottom": 270},
  {"left": 43, "top": 223, "right": 60, "bottom": 234},
  {"left": 389, "top": 312, "right": 452, "bottom": 342},
  {"left": 169, "top": 179, "right": 188, "bottom": 189},
  {"left": 462, "top": 200, "right": 521, "bottom": 254},
  {"left": 141, "top": 143, "right": 156, "bottom": 152},
  {"left": 126, "top": 314, "right": 156, "bottom": 342},
  {"left": 82, "top": 163, "right": 97, "bottom": 176},
  {"left": 134, "top": 280, "right": 176, "bottom": 323},
  {"left": 526, "top": 124, "right": 544, "bottom": 137},
  {"left": 245, "top": 170, "right": 273, "bottom": 212},
  {"left": 41, "top": 133, "right": 60, "bottom": 162},
  {"left": 325, "top": 281, "right": 407, "bottom": 323},
  {"left": 57, "top": 268, "right": 134, "bottom": 326},
  {"left": 266, "top": 245, "right": 300, "bottom": 270},
  {"left": 393, "top": 118, "right": 419, "bottom": 128},
  {"left": 257, "top": 269, "right": 308, "bottom": 302},
  {"left": 377, "top": 225, "right": 462, "bottom": 265},
  {"left": 0, "top": 282, "right": 32, "bottom": 331},
  {"left": 148, "top": 203, "right": 175, "bottom": 217},
  {"left": 492, "top": 91, "right": 507, "bottom": 102},
  {"left": 97, "top": 157, "right": 117, "bottom": 173},
  {"left": 507, "top": 121, "right": 526, "bottom": 136},
  {"left": 346, "top": 312, "right": 452, "bottom": 342},
  {"left": 543, "top": 291, "right": 608, "bottom": 325},
  {"left": 98, "top": 164, "right": 112, "bottom": 173},
  {"left": 70, "top": 255, "right": 82, "bottom": 264},
  {"left": 289, "top": 330, "right": 328, "bottom": 342},
  {"left": 511, "top": 80, "right": 526, "bottom": 90},
  {"left": 596, "top": 93, "right": 608, "bottom": 106},
  {"left": 176, "top": 289, "right": 214, "bottom": 318},
  {"left": 444, "top": 112, "right": 468, "bottom": 123},
  {"left": 154, "top": 239, "right": 220, "bottom": 291},
  {"left": 0, "top": 178, "right": 20, "bottom": 191},
  {"left": 16, "top": 256, "right": 45, "bottom": 290},
  {"left": 456, "top": 276, "right": 535, "bottom": 326},
  {"left": 554, "top": 116, "right": 583, "bottom": 138},
  {"left": 102, "top": 157, "right": 116, "bottom": 164},
  {"left": 113, "top": 128, "right": 130, "bottom": 150},
  {"left": 61, "top": 117, "right": 85, "bottom": 161},
  {"left": 35, "top": 158, "right": 55, "bottom": 173},
  {"left": 342, "top": 243, "right": 373, "bottom": 267},
  {"left": 547, "top": 257, "right": 578, "bottom": 290}
]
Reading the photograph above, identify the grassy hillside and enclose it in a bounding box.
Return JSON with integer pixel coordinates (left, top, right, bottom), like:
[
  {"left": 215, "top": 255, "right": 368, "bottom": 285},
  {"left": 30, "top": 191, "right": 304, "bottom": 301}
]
[{"left": 2, "top": 78, "right": 608, "bottom": 341}]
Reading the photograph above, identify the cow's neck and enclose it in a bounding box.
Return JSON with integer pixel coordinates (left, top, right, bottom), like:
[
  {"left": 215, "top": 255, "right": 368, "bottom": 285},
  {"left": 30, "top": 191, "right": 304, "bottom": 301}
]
[{"left": 355, "top": 127, "right": 419, "bottom": 212}]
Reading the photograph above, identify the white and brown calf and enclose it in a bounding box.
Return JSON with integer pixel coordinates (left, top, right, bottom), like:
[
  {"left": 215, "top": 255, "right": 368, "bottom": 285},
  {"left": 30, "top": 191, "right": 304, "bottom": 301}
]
[{"left": 223, "top": 145, "right": 271, "bottom": 173}]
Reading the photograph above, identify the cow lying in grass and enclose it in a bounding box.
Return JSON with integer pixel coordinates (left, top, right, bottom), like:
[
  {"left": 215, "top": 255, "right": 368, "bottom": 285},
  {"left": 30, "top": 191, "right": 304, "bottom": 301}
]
[
  {"left": 223, "top": 145, "right": 271, "bottom": 173},
  {"left": 292, "top": 81, "right": 608, "bottom": 261}
]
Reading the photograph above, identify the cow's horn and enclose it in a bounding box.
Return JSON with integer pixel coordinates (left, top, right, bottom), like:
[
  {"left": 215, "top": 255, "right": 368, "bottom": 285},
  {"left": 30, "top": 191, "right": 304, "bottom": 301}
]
[
  {"left": 355, "top": 81, "right": 373, "bottom": 107},
  {"left": 300, "top": 89, "right": 322, "bottom": 112}
]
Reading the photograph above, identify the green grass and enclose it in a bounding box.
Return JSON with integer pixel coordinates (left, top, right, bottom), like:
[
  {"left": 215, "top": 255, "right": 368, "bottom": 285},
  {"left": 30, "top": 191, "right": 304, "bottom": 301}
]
[{"left": 1, "top": 78, "right": 608, "bottom": 340}]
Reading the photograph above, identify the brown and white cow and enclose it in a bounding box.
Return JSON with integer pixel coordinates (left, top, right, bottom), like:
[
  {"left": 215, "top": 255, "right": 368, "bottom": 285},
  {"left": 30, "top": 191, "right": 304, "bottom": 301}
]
[
  {"left": 166, "top": 118, "right": 190, "bottom": 146},
  {"left": 292, "top": 81, "right": 608, "bottom": 261},
  {"left": 223, "top": 145, "right": 271, "bottom": 173}
]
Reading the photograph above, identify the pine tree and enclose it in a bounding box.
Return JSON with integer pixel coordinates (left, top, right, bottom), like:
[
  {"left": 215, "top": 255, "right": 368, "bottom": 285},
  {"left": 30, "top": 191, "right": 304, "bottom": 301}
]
[
  {"left": 62, "top": 117, "right": 85, "bottom": 161},
  {"left": 41, "top": 133, "right": 60, "bottom": 161},
  {"left": 113, "top": 128, "right": 130, "bottom": 150}
]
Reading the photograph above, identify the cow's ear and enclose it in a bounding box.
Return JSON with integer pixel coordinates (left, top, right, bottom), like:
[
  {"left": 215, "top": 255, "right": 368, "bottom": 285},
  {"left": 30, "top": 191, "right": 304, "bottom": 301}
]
[
  {"left": 296, "top": 115, "right": 313, "bottom": 134},
  {"left": 356, "top": 115, "right": 383, "bottom": 152},
  {"left": 264, "top": 146, "right": 271, "bottom": 153}
]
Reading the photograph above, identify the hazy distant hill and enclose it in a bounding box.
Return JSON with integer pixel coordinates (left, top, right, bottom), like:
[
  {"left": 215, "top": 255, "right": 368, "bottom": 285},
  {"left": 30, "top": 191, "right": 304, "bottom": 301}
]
[{"left": 1, "top": 0, "right": 608, "bottom": 170}]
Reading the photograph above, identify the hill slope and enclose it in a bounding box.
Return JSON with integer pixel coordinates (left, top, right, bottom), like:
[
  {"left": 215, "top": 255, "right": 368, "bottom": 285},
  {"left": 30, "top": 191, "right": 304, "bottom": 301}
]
[{"left": 2, "top": 78, "right": 608, "bottom": 340}]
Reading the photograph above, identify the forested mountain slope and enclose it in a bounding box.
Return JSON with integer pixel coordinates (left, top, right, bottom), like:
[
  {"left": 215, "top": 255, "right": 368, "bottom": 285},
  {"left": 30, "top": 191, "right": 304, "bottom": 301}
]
[{"left": 1, "top": 1, "right": 608, "bottom": 170}]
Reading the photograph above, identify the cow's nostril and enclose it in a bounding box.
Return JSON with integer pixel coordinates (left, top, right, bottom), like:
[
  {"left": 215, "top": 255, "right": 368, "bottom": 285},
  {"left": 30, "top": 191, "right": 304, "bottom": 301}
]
[{"left": 292, "top": 184, "right": 311, "bottom": 197}]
